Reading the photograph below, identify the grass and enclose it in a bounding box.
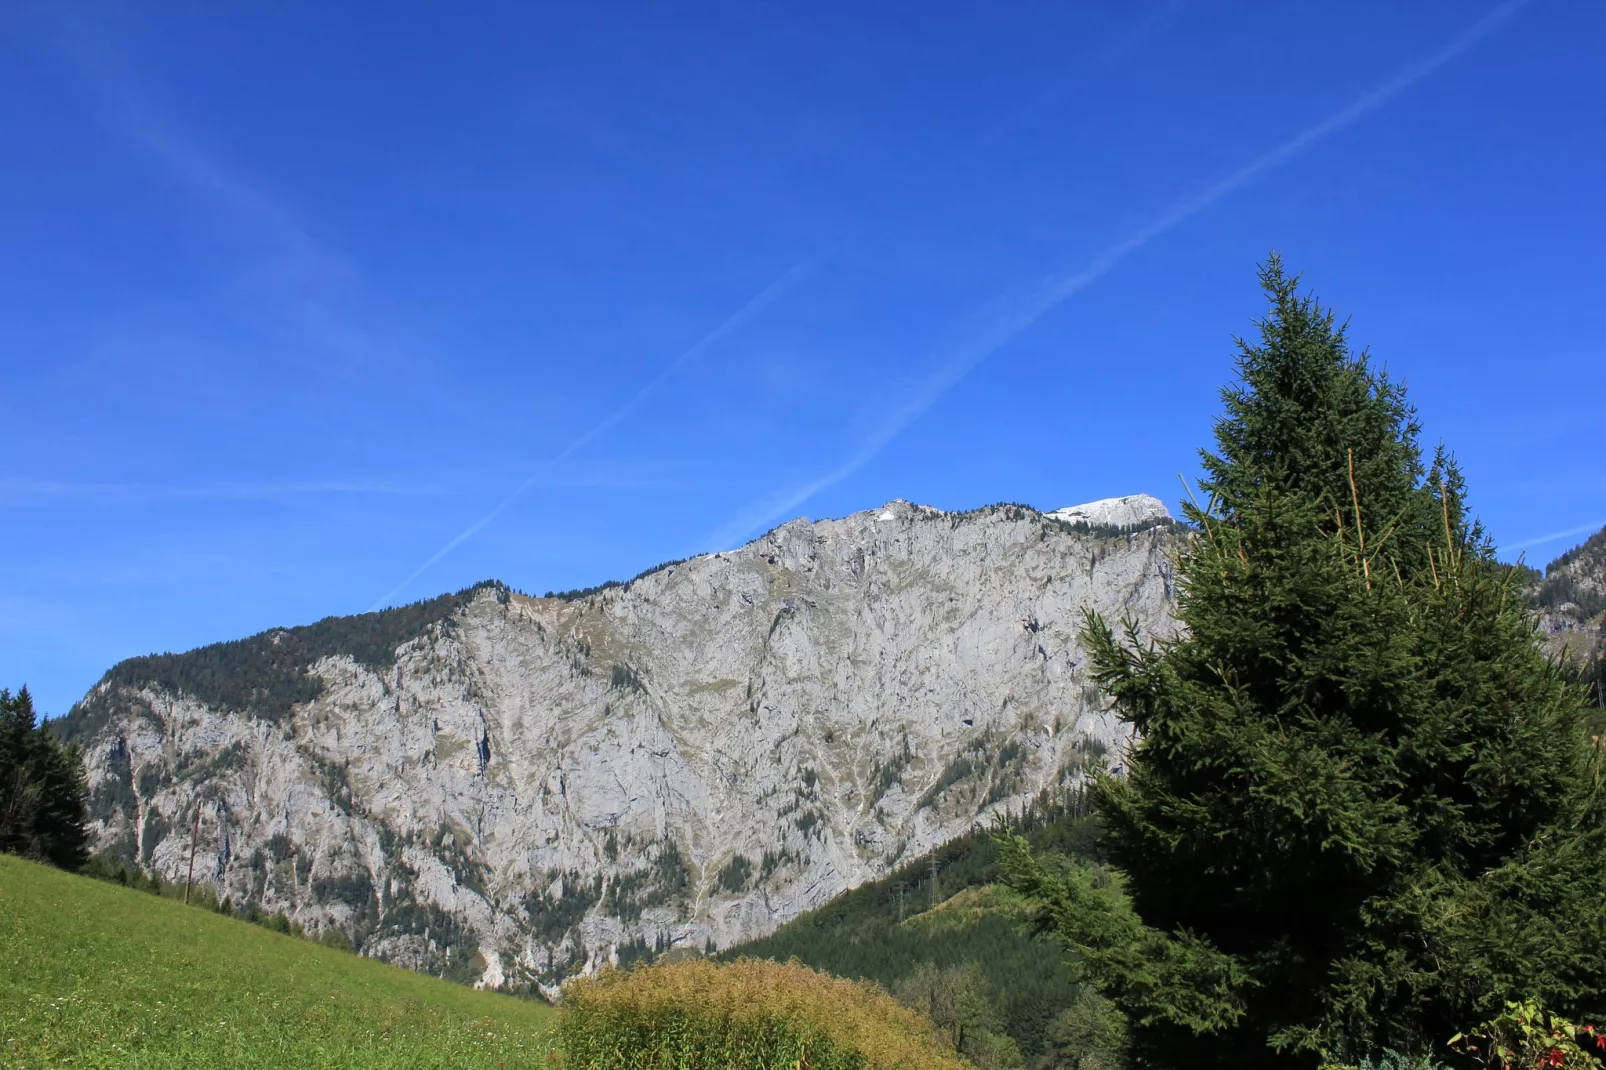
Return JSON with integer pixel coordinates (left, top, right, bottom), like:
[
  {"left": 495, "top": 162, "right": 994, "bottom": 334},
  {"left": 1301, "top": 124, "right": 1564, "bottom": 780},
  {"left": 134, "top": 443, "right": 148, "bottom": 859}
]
[
  {"left": 0, "top": 853, "right": 553, "bottom": 1069},
  {"left": 554, "top": 957, "right": 972, "bottom": 1069}
]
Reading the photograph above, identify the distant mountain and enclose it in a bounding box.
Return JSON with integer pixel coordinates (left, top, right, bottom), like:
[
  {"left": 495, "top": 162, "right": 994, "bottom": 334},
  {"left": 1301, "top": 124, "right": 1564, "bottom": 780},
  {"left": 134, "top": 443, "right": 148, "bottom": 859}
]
[
  {"left": 55, "top": 496, "right": 1182, "bottom": 993},
  {"left": 1527, "top": 524, "right": 1606, "bottom": 709}
]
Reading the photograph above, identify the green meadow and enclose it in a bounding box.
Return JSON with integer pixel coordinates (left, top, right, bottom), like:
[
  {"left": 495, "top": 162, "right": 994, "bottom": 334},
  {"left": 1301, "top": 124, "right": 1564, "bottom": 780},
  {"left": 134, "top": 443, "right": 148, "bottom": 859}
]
[{"left": 0, "top": 854, "right": 553, "bottom": 1069}]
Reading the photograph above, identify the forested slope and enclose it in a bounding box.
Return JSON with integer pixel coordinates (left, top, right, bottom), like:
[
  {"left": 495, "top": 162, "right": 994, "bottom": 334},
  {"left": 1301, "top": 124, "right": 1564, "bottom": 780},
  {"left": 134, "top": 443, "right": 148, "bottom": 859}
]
[{"left": 727, "top": 791, "right": 1105, "bottom": 1065}]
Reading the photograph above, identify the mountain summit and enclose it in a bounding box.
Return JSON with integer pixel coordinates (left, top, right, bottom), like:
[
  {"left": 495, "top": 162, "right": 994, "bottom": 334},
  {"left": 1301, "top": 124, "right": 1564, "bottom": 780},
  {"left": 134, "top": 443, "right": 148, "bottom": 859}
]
[{"left": 1045, "top": 493, "right": 1172, "bottom": 529}]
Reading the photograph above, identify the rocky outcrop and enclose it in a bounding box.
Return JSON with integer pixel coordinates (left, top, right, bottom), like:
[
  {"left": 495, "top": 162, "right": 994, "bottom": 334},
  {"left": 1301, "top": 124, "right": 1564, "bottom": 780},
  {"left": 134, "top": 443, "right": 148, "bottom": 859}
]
[
  {"left": 1045, "top": 493, "right": 1172, "bottom": 530},
  {"left": 59, "top": 497, "right": 1183, "bottom": 990},
  {"left": 1529, "top": 525, "right": 1606, "bottom": 698}
]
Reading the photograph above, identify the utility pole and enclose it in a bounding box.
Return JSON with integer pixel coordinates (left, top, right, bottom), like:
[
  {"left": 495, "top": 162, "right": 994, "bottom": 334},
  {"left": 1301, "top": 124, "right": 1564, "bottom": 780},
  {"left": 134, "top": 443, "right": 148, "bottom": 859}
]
[
  {"left": 184, "top": 802, "right": 201, "bottom": 905},
  {"left": 928, "top": 855, "right": 940, "bottom": 910},
  {"left": 893, "top": 880, "right": 909, "bottom": 922}
]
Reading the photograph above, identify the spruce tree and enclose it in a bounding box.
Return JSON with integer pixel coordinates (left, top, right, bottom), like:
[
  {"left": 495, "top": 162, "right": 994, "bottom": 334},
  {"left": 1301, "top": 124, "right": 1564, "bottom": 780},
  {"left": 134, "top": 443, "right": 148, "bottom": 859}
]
[
  {"left": 999, "top": 258, "right": 1606, "bottom": 1069},
  {"left": 0, "top": 685, "right": 91, "bottom": 871}
]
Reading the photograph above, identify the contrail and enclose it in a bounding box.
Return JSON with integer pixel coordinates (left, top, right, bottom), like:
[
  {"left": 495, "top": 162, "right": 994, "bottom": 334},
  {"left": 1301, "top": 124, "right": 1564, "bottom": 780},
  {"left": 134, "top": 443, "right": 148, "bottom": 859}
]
[
  {"left": 708, "top": 0, "right": 1531, "bottom": 550},
  {"left": 0, "top": 478, "right": 452, "bottom": 504},
  {"left": 1507, "top": 520, "right": 1605, "bottom": 553},
  {"left": 369, "top": 258, "right": 819, "bottom": 610},
  {"left": 554, "top": 256, "right": 821, "bottom": 463}
]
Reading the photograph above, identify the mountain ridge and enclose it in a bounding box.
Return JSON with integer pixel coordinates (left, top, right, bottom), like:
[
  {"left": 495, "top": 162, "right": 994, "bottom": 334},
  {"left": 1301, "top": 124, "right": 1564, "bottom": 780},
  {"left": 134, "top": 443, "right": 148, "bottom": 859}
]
[
  {"left": 52, "top": 501, "right": 1603, "bottom": 996},
  {"left": 60, "top": 494, "right": 1183, "bottom": 737},
  {"left": 55, "top": 494, "right": 1181, "bottom": 993}
]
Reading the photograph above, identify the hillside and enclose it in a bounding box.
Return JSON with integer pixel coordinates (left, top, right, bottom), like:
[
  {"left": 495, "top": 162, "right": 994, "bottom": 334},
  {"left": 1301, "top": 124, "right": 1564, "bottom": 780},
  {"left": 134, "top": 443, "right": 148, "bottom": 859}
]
[
  {"left": 53, "top": 495, "right": 1182, "bottom": 991},
  {"left": 726, "top": 792, "right": 1104, "bottom": 1062},
  {"left": 0, "top": 853, "right": 553, "bottom": 1068}
]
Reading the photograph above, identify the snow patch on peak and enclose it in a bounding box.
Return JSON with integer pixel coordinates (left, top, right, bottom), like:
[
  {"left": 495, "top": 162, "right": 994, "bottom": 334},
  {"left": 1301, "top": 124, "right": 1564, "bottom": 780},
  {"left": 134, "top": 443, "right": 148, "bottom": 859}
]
[{"left": 1047, "top": 494, "right": 1171, "bottom": 529}]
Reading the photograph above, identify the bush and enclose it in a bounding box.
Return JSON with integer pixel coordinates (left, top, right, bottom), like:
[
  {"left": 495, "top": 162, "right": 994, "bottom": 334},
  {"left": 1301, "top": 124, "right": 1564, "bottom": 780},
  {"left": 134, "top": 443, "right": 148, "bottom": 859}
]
[
  {"left": 893, "top": 961, "right": 1019, "bottom": 1068},
  {"left": 316, "top": 926, "right": 352, "bottom": 952},
  {"left": 1351, "top": 1051, "right": 1449, "bottom": 1070},
  {"left": 553, "top": 957, "right": 971, "bottom": 1069},
  {"left": 1450, "top": 1000, "right": 1606, "bottom": 1070},
  {"left": 1038, "top": 987, "right": 1128, "bottom": 1070}
]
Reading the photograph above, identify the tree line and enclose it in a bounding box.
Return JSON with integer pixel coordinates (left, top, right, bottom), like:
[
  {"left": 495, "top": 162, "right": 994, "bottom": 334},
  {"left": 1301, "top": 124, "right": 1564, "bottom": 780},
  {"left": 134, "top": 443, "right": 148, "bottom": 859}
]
[{"left": 1, "top": 686, "right": 90, "bottom": 870}]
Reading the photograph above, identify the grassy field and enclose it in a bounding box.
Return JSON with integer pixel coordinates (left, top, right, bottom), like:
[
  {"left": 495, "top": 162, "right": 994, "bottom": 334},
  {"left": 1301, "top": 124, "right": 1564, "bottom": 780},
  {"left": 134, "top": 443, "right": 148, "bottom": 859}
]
[{"left": 0, "top": 854, "right": 553, "bottom": 1069}]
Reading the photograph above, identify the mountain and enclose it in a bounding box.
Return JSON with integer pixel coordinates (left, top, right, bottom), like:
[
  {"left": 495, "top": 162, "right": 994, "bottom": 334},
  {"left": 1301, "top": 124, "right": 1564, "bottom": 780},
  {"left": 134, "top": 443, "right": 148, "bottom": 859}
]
[
  {"left": 1529, "top": 526, "right": 1606, "bottom": 648},
  {"left": 55, "top": 496, "right": 1183, "bottom": 992},
  {"left": 1527, "top": 524, "right": 1606, "bottom": 710}
]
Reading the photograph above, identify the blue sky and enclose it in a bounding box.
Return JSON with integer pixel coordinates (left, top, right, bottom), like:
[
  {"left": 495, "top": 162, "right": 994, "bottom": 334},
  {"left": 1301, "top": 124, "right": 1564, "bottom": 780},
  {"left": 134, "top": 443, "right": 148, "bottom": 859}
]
[{"left": 2, "top": 1, "right": 1602, "bottom": 714}]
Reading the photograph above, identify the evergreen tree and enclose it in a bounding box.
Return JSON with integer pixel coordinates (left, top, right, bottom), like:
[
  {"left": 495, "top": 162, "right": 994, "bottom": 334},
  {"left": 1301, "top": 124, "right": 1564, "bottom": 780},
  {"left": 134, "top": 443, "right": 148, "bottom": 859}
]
[
  {"left": 0, "top": 686, "right": 91, "bottom": 871},
  {"left": 999, "top": 258, "right": 1606, "bottom": 1069}
]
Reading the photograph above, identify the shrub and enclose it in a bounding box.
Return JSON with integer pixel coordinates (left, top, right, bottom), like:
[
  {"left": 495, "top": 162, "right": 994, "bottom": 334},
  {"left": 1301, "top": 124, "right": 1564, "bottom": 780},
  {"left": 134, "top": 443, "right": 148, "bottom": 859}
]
[
  {"left": 1345, "top": 1050, "right": 1449, "bottom": 1070},
  {"left": 316, "top": 926, "right": 352, "bottom": 952},
  {"left": 553, "top": 957, "right": 972, "bottom": 1069},
  {"left": 893, "top": 961, "right": 1019, "bottom": 1068},
  {"left": 1451, "top": 1000, "right": 1606, "bottom": 1070},
  {"left": 1039, "top": 987, "right": 1128, "bottom": 1070}
]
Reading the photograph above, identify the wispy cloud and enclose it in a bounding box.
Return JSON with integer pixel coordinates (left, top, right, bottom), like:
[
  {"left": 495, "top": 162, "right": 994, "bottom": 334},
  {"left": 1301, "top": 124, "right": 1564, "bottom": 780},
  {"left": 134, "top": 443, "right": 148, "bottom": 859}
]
[
  {"left": 1506, "top": 521, "right": 1605, "bottom": 553},
  {"left": 0, "top": 479, "right": 456, "bottom": 506},
  {"left": 0, "top": 550, "right": 272, "bottom": 593},
  {"left": 111, "top": 94, "right": 344, "bottom": 289},
  {"left": 40, "top": 10, "right": 433, "bottom": 384},
  {"left": 368, "top": 258, "right": 820, "bottom": 610},
  {"left": 548, "top": 256, "right": 822, "bottom": 463},
  {"left": 0, "top": 467, "right": 677, "bottom": 507},
  {"left": 708, "top": 0, "right": 1531, "bottom": 550}
]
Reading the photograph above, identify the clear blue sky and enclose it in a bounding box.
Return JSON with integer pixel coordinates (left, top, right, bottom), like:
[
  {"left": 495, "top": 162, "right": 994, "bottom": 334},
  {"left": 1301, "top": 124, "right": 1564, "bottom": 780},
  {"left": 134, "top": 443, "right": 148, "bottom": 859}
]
[{"left": 3, "top": 1, "right": 1602, "bottom": 714}]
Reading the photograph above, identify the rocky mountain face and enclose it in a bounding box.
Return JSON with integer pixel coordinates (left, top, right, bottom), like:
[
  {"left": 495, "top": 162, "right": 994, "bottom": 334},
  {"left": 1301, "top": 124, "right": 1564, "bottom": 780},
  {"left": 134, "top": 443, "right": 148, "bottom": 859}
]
[
  {"left": 1528, "top": 525, "right": 1606, "bottom": 703},
  {"left": 58, "top": 497, "right": 1183, "bottom": 991}
]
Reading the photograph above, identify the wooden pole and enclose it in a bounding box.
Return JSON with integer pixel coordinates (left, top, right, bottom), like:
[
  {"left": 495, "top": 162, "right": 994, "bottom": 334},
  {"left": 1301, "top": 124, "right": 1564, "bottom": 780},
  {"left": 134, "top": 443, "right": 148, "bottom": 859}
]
[{"left": 184, "top": 803, "right": 201, "bottom": 905}]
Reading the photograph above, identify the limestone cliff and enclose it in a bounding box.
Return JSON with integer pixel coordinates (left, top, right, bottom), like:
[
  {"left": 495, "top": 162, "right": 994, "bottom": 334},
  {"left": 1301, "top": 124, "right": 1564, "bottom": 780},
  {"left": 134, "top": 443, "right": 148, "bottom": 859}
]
[{"left": 59, "top": 496, "right": 1183, "bottom": 989}]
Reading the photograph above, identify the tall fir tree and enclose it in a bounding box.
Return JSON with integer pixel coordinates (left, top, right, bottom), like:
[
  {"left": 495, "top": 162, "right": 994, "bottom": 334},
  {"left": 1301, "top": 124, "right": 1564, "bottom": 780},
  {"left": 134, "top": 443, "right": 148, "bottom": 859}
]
[
  {"left": 0, "top": 685, "right": 91, "bottom": 871},
  {"left": 999, "top": 257, "right": 1606, "bottom": 1069}
]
